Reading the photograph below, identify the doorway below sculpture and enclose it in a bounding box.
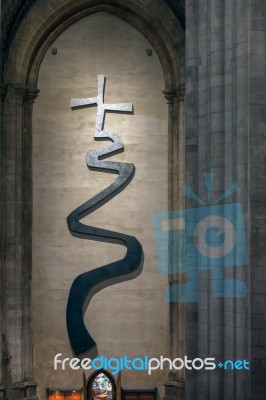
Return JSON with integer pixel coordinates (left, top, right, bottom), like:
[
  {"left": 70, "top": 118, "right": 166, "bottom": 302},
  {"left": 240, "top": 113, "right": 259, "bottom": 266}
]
[{"left": 88, "top": 371, "right": 116, "bottom": 400}]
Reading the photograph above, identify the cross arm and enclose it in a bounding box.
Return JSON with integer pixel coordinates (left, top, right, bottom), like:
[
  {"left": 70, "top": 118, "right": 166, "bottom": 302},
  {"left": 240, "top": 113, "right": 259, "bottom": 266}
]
[
  {"left": 104, "top": 103, "right": 133, "bottom": 113},
  {"left": 71, "top": 97, "right": 98, "bottom": 109}
]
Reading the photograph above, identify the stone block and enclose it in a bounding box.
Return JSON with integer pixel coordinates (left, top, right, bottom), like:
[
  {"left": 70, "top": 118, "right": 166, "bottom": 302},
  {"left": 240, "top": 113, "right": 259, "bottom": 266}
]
[
  {"left": 251, "top": 314, "right": 266, "bottom": 329},
  {"left": 260, "top": 359, "right": 266, "bottom": 372},
  {"left": 251, "top": 329, "right": 259, "bottom": 345},
  {"left": 251, "top": 384, "right": 266, "bottom": 400},
  {"left": 251, "top": 17, "right": 266, "bottom": 31},
  {"left": 259, "top": 329, "right": 266, "bottom": 345},
  {"left": 251, "top": 346, "right": 266, "bottom": 358},
  {"left": 251, "top": 295, "right": 265, "bottom": 313}
]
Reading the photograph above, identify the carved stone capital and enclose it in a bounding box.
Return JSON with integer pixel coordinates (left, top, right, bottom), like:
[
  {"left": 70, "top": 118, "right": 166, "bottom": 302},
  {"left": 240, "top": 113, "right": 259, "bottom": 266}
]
[
  {"left": 26, "top": 88, "right": 40, "bottom": 104},
  {"left": 7, "top": 85, "right": 39, "bottom": 103},
  {"left": 11, "top": 84, "right": 28, "bottom": 99},
  {"left": 163, "top": 88, "right": 177, "bottom": 105}
]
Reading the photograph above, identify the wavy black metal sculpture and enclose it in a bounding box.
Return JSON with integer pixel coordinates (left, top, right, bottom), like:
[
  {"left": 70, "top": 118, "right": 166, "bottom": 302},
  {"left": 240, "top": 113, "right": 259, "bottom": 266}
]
[{"left": 66, "top": 75, "right": 143, "bottom": 358}]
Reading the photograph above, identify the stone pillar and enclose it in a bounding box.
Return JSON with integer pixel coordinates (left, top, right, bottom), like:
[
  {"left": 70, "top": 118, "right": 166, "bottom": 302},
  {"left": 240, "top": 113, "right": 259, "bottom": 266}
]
[
  {"left": 1, "top": 84, "right": 39, "bottom": 400},
  {"left": 20, "top": 88, "right": 39, "bottom": 390},
  {"left": 162, "top": 87, "right": 185, "bottom": 400},
  {"left": 248, "top": 2, "right": 266, "bottom": 399},
  {"left": 163, "top": 88, "right": 178, "bottom": 214},
  {"left": 177, "top": 86, "right": 185, "bottom": 200},
  {"left": 0, "top": 82, "right": 6, "bottom": 400},
  {"left": 185, "top": 0, "right": 258, "bottom": 398}
]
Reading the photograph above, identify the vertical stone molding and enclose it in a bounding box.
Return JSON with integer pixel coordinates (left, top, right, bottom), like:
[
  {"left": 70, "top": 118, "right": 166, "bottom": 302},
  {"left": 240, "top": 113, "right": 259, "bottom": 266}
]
[
  {"left": 177, "top": 85, "right": 185, "bottom": 204},
  {"left": 22, "top": 89, "right": 39, "bottom": 386},
  {"left": 163, "top": 88, "right": 177, "bottom": 212},
  {"left": 0, "top": 83, "right": 7, "bottom": 399},
  {"left": 162, "top": 88, "right": 185, "bottom": 400},
  {"left": 175, "top": 84, "right": 185, "bottom": 400},
  {"left": 1, "top": 84, "right": 26, "bottom": 395},
  {"left": 1, "top": 84, "right": 39, "bottom": 399}
]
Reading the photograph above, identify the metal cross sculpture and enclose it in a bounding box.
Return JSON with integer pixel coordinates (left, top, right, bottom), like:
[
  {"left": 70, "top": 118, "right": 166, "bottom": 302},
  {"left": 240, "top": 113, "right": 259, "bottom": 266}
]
[{"left": 66, "top": 75, "right": 143, "bottom": 358}]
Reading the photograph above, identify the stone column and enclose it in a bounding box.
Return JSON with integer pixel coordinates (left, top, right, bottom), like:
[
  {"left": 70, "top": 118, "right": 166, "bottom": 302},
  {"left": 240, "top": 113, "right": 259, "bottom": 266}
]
[
  {"left": 0, "top": 82, "right": 6, "bottom": 400},
  {"left": 20, "top": 88, "right": 39, "bottom": 390},
  {"left": 248, "top": 2, "right": 266, "bottom": 399},
  {"left": 1, "top": 84, "right": 39, "bottom": 400},
  {"left": 163, "top": 88, "right": 177, "bottom": 214},
  {"left": 177, "top": 86, "right": 185, "bottom": 200},
  {"left": 162, "top": 87, "right": 185, "bottom": 400},
  {"left": 185, "top": 0, "right": 253, "bottom": 399}
]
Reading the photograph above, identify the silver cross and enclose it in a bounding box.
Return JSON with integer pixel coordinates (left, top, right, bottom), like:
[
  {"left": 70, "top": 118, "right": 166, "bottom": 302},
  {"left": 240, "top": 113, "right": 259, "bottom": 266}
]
[{"left": 71, "top": 75, "right": 133, "bottom": 135}]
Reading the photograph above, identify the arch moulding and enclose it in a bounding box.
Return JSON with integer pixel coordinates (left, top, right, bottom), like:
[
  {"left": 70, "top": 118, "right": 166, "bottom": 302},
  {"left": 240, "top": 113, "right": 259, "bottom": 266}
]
[{"left": 5, "top": 0, "right": 184, "bottom": 89}]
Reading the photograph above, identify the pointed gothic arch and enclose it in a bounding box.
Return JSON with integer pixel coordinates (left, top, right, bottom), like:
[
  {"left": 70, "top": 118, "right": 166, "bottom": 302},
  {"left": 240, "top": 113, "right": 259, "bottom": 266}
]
[
  {"left": 87, "top": 370, "right": 116, "bottom": 400},
  {"left": 4, "top": 1, "right": 184, "bottom": 89}
]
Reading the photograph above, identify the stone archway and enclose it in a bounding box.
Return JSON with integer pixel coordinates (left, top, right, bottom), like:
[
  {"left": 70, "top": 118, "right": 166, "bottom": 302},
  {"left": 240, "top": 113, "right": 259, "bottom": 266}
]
[
  {"left": 0, "top": 1, "right": 185, "bottom": 399},
  {"left": 87, "top": 370, "right": 116, "bottom": 400}
]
